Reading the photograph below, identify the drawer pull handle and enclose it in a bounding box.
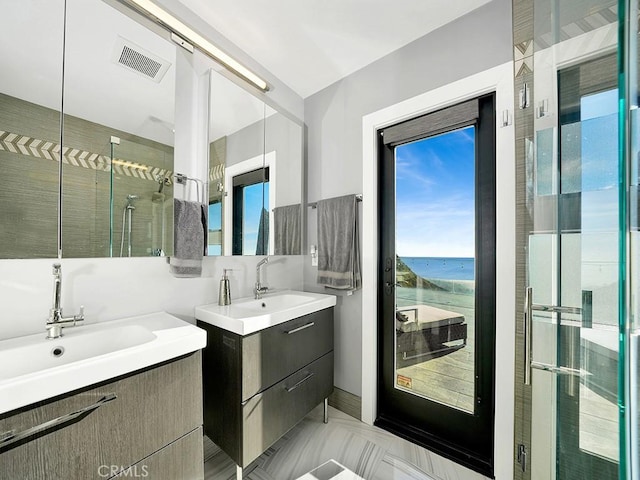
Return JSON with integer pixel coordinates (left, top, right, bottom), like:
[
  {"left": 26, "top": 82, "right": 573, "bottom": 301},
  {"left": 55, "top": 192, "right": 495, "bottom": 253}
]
[
  {"left": 0, "top": 393, "right": 117, "bottom": 452},
  {"left": 285, "top": 322, "right": 315, "bottom": 335},
  {"left": 285, "top": 372, "right": 315, "bottom": 393}
]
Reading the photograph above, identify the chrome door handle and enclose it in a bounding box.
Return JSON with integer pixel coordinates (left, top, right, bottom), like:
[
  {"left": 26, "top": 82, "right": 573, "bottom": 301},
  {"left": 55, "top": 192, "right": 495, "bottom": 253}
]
[
  {"left": 531, "top": 304, "right": 581, "bottom": 315},
  {"left": 524, "top": 286, "right": 532, "bottom": 385},
  {"left": 0, "top": 394, "right": 117, "bottom": 452},
  {"left": 530, "top": 361, "right": 590, "bottom": 377},
  {"left": 524, "top": 286, "right": 583, "bottom": 385}
]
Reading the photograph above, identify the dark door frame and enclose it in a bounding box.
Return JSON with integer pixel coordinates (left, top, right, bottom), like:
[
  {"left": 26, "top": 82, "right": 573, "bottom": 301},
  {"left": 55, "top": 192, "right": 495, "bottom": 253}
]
[{"left": 375, "top": 93, "right": 497, "bottom": 478}]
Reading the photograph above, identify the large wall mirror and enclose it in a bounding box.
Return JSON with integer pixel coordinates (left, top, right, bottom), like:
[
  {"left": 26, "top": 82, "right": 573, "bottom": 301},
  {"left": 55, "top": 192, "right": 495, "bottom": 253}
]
[
  {"left": 207, "top": 69, "right": 303, "bottom": 256},
  {"left": 1, "top": 0, "right": 302, "bottom": 260},
  {"left": 62, "top": 0, "right": 176, "bottom": 258},
  {"left": 0, "top": 0, "right": 175, "bottom": 259},
  {"left": 0, "top": 0, "right": 65, "bottom": 258}
]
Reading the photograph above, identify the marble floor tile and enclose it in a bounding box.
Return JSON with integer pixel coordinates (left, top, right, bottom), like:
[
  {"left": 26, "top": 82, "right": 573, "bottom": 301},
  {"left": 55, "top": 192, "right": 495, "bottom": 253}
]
[{"left": 203, "top": 406, "right": 490, "bottom": 480}]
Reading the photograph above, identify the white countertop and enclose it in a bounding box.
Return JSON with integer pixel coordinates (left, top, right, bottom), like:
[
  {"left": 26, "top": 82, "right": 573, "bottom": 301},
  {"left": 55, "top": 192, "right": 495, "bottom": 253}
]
[
  {"left": 0, "top": 312, "right": 206, "bottom": 415},
  {"left": 195, "top": 290, "right": 337, "bottom": 336}
]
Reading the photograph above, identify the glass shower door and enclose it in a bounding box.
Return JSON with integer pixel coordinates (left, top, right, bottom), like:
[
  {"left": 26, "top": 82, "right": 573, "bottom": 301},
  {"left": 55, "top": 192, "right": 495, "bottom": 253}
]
[
  {"left": 109, "top": 137, "right": 173, "bottom": 257},
  {"left": 525, "top": 59, "right": 620, "bottom": 480}
]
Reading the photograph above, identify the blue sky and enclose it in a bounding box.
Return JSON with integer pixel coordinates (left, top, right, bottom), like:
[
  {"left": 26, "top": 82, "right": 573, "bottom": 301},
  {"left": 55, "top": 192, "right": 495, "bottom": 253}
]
[{"left": 395, "top": 125, "right": 475, "bottom": 258}]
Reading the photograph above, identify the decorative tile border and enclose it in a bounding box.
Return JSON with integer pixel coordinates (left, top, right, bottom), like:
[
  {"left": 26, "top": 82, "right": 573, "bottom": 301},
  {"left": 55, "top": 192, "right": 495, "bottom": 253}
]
[
  {"left": 209, "top": 163, "right": 224, "bottom": 182},
  {"left": 0, "top": 130, "right": 173, "bottom": 183},
  {"left": 0, "top": 129, "right": 228, "bottom": 189}
]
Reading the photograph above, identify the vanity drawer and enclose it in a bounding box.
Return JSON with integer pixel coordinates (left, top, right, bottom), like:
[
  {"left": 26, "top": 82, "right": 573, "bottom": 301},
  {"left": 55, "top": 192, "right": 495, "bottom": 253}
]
[
  {"left": 0, "top": 353, "right": 202, "bottom": 480},
  {"left": 112, "top": 427, "right": 204, "bottom": 479},
  {"left": 241, "top": 307, "right": 333, "bottom": 400},
  {"left": 241, "top": 351, "right": 333, "bottom": 467}
]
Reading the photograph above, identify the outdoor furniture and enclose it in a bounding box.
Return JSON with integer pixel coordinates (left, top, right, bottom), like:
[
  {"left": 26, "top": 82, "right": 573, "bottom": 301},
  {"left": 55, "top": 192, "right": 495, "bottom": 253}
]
[{"left": 396, "top": 304, "right": 467, "bottom": 360}]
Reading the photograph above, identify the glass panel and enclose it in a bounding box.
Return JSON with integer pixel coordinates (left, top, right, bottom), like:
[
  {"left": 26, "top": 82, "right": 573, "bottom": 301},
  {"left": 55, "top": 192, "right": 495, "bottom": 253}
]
[
  {"left": 209, "top": 68, "right": 266, "bottom": 256},
  {"left": 62, "top": 0, "right": 175, "bottom": 258},
  {"left": 0, "top": 0, "right": 65, "bottom": 258},
  {"left": 394, "top": 126, "right": 475, "bottom": 414},
  {"left": 548, "top": 83, "right": 620, "bottom": 475},
  {"left": 527, "top": 1, "right": 621, "bottom": 479},
  {"left": 575, "top": 91, "right": 619, "bottom": 463},
  {"left": 109, "top": 138, "right": 173, "bottom": 258},
  {"left": 626, "top": 1, "right": 640, "bottom": 474}
]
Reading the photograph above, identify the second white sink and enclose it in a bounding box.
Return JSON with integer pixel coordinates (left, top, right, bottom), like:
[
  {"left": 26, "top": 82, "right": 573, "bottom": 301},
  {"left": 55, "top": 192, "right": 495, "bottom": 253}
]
[{"left": 196, "top": 290, "right": 336, "bottom": 335}]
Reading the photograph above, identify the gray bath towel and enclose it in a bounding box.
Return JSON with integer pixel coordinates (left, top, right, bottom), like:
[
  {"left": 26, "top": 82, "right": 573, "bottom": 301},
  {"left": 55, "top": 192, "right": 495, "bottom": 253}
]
[
  {"left": 274, "top": 204, "right": 301, "bottom": 255},
  {"left": 170, "top": 199, "right": 206, "bottom": 277},
  {"left": 317, "top": 194, "right": 361, "bottom": 290}
]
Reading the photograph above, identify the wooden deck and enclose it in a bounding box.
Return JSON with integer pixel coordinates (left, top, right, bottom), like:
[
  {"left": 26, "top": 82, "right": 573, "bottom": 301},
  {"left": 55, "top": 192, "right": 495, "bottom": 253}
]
[{"left": 395, "top": 300, "right": 475, "bottom": 413}]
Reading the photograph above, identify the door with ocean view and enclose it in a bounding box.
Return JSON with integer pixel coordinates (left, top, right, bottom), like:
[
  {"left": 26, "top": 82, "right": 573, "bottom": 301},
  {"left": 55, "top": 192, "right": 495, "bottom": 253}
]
[{"left": 376, "top": 94, "right": 496, "bottom": 477}]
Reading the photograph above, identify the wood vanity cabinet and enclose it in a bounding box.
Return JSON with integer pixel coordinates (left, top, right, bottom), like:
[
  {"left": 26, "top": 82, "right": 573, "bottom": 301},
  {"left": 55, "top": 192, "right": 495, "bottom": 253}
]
[
  {"left": 197, "top": 307, "right": 334, "bottom": 469},
  {"left": 0, "top": 352, "right": 204, "bottom": 480}
]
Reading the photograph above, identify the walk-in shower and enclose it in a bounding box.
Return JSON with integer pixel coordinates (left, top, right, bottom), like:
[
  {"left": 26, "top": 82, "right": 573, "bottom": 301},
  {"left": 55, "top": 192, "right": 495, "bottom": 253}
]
[{"left": 108, "top": 136, "right": 173, "bottom": 258}]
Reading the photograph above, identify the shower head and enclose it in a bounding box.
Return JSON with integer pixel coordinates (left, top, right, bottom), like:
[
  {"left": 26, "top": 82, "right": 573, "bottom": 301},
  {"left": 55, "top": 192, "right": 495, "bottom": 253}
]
[{"left": 155, "top": 175, "right": 170, "bottom": 193}]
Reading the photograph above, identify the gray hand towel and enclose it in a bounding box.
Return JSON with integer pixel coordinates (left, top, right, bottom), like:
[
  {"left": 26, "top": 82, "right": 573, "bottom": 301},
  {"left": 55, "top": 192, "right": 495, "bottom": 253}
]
[
  {"left": 170, "top": 199, "right": 205, "bottom": 277},
  {"left": 274, "top": 204, "right": 301, "bottom": 255},
  {"left": 316, "top": 194, "right": 361, "bottom": 290}
]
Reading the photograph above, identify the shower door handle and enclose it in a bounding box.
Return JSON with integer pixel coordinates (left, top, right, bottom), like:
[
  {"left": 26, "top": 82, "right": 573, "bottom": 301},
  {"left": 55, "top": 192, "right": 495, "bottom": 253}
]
[
  {"left": 524, "top": 287, "right": 533, "bottom": 385},
  {"left": 524, "top": 286, "right": 583, "bottom": 385}
]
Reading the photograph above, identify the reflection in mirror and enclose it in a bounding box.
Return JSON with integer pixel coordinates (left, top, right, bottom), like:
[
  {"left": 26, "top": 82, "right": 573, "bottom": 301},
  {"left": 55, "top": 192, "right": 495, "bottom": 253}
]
[
  {"left": 208, "top": 69, "right": 303, "bottom": 255},
  {"left": 264, "top": 105, "right": 303, "bottom": 256},
  {"left": 208, "top": 68, "right": 265, "bottom": 255},
  {"left": 110, "top": 138, "right": 173, "bottom": 257},
  {"left": 61, "top": 0, "right": 175, "bottom": 257},
  {"left": 0, "top": 0, "right": 65, "bottom": 258}
]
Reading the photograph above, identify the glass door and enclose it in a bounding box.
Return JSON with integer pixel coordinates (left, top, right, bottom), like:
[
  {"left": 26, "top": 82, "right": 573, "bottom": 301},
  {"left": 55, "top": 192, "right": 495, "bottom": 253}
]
[
  {"left": 524, "top": 47, "right": 620, "bottom": 480},
  {"left": 376, "top": 94, "right": 496, "bottom": 477}
]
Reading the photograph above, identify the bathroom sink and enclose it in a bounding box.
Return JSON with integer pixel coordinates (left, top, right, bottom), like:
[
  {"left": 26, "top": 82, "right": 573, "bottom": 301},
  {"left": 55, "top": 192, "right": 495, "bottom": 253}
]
[
  {"left": 0, "top": 325, "right": 156, "bottom": 380},
  {"left": 196, "top": 290, "right": 337, "bottom": 335},
  {"left": 0, "top": 312, "right": 206, "bottom": 415}
]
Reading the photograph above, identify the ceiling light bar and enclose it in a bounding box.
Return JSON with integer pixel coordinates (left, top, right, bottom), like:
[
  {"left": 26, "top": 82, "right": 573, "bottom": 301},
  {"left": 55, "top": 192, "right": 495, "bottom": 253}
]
[{"left": 126, "top": 0, "right": 269, "bottom": 91}]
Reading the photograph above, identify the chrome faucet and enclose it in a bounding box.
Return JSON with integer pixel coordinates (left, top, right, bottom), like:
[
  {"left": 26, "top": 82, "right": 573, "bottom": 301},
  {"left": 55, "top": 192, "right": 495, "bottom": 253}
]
[
  {"left": 254, "top": 257, "right": 269, "bottom": 299},
  {"left": 46, "top": 263, "right": 84, "bottom": 339}
]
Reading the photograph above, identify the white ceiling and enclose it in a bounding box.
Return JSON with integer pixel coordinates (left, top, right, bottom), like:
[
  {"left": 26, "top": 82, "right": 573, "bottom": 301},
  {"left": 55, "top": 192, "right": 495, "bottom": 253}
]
[
  {"left": 0, "top": 0, "right": 275, "bottom": 147},
  {"left": 177, "top": 0, "right": 491, "bottom": 98},
  {"left": 1, "top": 0, "right": 490, "bottom": 146}
]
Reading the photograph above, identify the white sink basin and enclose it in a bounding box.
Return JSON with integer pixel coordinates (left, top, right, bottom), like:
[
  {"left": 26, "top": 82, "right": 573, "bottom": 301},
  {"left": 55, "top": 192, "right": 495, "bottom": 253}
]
[
  {"left": 196, "top": 290, "right": 337, "bottom": 335},
  {"left": 0, "top": 312, "right": 206, "bottom": 415}
]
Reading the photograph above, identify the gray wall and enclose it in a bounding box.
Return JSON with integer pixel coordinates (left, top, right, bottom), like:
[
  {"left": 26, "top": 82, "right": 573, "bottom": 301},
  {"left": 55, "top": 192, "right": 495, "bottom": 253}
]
[{"left": 303, "top": 0, "right": 513, "bottom": 397}]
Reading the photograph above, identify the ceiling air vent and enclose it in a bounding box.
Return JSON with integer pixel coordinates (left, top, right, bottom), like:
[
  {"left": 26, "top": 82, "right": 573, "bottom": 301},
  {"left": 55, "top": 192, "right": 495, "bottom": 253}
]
[{"left": 111, "top": 36, "right": 171, "bottom": 83}]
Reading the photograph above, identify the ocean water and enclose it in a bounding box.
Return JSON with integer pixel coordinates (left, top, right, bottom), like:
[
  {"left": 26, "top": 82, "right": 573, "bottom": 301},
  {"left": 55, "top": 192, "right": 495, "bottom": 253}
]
[{"left": 401, "top": 256, "right": 475, "bottom": 281}]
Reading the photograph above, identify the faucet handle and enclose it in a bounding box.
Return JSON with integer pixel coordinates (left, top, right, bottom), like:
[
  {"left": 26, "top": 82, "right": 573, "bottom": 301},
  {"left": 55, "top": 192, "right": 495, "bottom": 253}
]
[
  {"left": 75, "top": 305, "right": 85, "bottom": 322},
  {"left": 52, "top": 263, "right": 61, "bottom": 274}
]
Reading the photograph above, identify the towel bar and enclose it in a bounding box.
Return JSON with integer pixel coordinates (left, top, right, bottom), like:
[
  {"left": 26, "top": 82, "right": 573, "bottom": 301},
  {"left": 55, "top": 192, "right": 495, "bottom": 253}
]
[{"left": 308, "top": 194, "right": 362, "bottom": 209}]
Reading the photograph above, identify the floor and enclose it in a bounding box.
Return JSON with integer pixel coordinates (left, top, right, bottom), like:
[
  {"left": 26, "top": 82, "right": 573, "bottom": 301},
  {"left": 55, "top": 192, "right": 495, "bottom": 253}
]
[{"left": 203, "top": 406, "right": 490, "bottom": 480}]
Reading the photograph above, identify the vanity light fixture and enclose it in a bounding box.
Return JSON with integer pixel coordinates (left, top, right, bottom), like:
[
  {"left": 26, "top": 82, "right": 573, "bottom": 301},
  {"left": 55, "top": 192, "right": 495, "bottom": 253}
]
[{"left": 124, "top": 0, "right": 269, "bottom": 92}]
